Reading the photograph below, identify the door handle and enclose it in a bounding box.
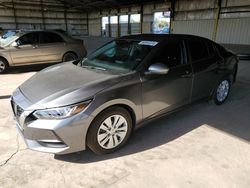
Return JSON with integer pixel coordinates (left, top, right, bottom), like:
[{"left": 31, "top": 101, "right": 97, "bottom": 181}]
[{"left": 181, "top": 70, "right": 192, "bottom": 78}]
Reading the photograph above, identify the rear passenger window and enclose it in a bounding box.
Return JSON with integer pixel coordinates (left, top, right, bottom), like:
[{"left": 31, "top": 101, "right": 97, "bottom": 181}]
[
  {"left": 152, "top": 41, "right": 182, "bottom": 67},
  {"left": 207, "top": 42, "right": 216, "bottom": 56},
  {"left": 216, "top": 44, "right": 228, "bottom": 56},
  {"left": 187, "top": 39, "right": 209, "bottom": 61},
  {"left": 40, "top": 32, "right": 64, "bottom": 44}
]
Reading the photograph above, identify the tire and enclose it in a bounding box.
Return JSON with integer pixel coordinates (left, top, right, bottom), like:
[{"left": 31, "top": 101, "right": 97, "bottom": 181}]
[
  {"left": 62, "top": 52, "right": 77, "bottom": 62},
  {"left": 87, "top": 106, "right": 133, "bottom": 155},
  {"left": 211, "top": 77, "right": 231, "bottom": 105},
  {"left": 0, "top": 58, "right": 8, "bottom": 73}
]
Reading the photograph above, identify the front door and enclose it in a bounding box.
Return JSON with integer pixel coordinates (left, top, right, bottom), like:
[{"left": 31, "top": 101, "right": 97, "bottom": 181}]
[
  {"left": 141, "top": 40, "right": 193, "bottom": 119},
  {"left": 10, "top": 32, "right": 43, "bottom": 65}
]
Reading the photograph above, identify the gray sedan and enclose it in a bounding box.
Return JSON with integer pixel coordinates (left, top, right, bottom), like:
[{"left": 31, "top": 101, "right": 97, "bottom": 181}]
[
  {"left": 0, "top": 30, "right": 87, "bottom": 73},
  {"left": 11, "top": 34, "right": 238, "bottom": 155}
]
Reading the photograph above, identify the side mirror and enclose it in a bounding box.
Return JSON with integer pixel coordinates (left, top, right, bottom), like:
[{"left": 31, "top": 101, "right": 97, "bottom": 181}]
[
  {"left": 145, "top": 63, "right": 169, "bottom": 75},
  {"left": 11, "top": 41, "right": 18, "bottom": 47}
]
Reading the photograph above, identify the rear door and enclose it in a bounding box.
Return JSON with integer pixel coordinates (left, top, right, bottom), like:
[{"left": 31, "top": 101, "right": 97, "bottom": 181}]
[
  {"left": 141, "top": 39, "right": 193, "bottom": 118},
  {"left": 10, "top": 32, "right": 43, "bottom": 64},
  {"left": 186, "top": 39, "right": 221, "bottom": 101},
  {"left": 38, "top": 32, "right": 66, "bottom": 63}
]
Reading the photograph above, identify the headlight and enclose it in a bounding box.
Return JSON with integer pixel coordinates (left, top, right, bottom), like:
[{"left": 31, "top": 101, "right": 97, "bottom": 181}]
[{"left": 33, "top": 101, "right": 91, "bottom": 120}]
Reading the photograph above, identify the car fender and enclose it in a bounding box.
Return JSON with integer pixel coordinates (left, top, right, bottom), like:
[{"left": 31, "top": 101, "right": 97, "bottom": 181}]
[{"left": 0, "top": 50, "right": 13, "bottom": 65}]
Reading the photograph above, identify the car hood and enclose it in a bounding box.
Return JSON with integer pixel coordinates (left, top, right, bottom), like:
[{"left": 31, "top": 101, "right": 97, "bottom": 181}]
[{"left": 19, "top": 62, "right": 124, "bottom": 108}]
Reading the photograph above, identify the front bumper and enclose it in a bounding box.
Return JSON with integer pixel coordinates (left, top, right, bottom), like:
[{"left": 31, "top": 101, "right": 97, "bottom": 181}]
[{"left": 11, "top": 90, "right": 93, "bottom": 155}]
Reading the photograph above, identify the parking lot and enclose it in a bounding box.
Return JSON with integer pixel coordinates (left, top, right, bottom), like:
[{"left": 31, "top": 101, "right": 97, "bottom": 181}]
[
  {"left": 0, "top": 0, "right": 250, "bottom": 187},
  {"left": 0, "top": 51, "right": 250, "bottom": 187}
]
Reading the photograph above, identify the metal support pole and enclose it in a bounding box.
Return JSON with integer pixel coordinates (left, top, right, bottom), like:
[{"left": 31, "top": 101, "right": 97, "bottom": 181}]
[
  {"left": 64, "top": 9, "right": 68, "bottom": 33},
  {"left": 117, "top": 9, "right": 120, "bottom": 37},
  {"left": 169, "top": 0, "right": 175, "bottom": 34},
  {"left": 212, "top": 0, "right": 221, "bottom": 41},
  {"left": 128, "top": 8, "right": 131, "bottom": 35},
  {"left": 108, "top": 15, "right": 111, "bottom": 37},
  {"left": 86, "top": 12, "right": 89, "bottom": 36},
  {"left": 11, "top": 0, "right": 17, "bottom": 29},
  {"left": 40, "top": 0, "right": 45, "bottom": 29},
  {"left": 140, "top": 4, "right": 143, "bottom": 33}
]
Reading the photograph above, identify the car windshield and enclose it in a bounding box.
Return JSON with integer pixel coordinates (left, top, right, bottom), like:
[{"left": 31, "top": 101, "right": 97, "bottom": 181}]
[
  {"left": 2, "top": 31, "right": 17, "bottom": 39},
  {"left": 0, "top": 31, "right": 19, "bottom": 47},
  {"left": 80, "top": 39, "right": 155, "bottom": 73}
]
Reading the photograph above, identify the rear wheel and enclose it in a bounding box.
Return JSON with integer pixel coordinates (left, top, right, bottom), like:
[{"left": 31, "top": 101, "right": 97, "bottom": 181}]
[
  {"left": 212, "top": 78, "right": 231, "bottom": 105},
  {"left": 62, "top": 52, "right": 77, "bottom": 62},
  {"left": 87, "top": 106, "right": 133, "bottom": 155},
  {"left": 0, "top": 58, "right": 8, "bottom": 73}
]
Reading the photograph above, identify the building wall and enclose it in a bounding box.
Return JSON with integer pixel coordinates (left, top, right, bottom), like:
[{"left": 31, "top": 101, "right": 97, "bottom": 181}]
[
  {"left": 0, "top": 0, "right": 88, "bottom": 36},
  {"left": 88, "top": 2, "right": 171, "bottom": 36},
  {"left": 88, "top": 0, "right": 250, "bottom": 45},
  {"left": 172, "top": 0, "right": 250, "bottom": 45},
  {"left": 1, "top": 0, "right": 249, "bottom": 45}
]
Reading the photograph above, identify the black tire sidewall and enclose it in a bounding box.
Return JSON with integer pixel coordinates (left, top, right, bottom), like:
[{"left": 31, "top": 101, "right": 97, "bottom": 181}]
[
  {"left": 87, "top": 106, "right": 133, "bottom": 155},
  {"left": 63, "top": 52, "right": 77, "bottom": 62}
]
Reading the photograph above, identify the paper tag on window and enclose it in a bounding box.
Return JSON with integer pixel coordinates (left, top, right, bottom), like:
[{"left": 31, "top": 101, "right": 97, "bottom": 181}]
[{"left": 138, "top": 41, "right": 158, "bottom": 46}]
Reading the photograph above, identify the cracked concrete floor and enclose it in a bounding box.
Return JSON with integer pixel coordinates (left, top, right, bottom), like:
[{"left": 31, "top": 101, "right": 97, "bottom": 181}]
[{"left": 0, "top": 61, "right": 250, "bottom": 188}]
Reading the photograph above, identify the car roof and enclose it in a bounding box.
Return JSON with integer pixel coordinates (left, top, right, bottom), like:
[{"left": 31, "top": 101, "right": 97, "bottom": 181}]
[
  {"left": 14, "top": 30, "right": 74, "bottom": 41},
  {"left": 119, "top": 34, "right": 212, "bottom": 43}
]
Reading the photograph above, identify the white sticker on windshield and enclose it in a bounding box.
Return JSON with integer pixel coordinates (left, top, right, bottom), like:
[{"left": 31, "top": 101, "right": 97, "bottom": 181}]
[{"left": 139, "top": 41, "right": 158, "bottom": 46}]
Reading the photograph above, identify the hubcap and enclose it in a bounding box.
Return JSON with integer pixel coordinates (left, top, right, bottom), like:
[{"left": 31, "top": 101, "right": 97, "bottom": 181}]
[
  {"left": 217, "top": 80, "right": 229, "bottom": 102},
  {"left": 0, "top": 61, "right": 5, "bottom": 72},
  {"left": 97, "top": 115, "right": 128, "bottom": 149}
]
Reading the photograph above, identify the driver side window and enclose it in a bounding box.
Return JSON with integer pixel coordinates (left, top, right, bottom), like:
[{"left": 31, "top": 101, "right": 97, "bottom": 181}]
[
  {"left": 152, "top": 41, "right": 182, "bottom": 67},
  {"left": 17, "top": 32, "right": 39, "bottom": 46}
]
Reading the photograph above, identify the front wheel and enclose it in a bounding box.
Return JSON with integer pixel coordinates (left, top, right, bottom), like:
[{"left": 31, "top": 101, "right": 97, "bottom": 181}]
[
  {"left": 62, "top": 52, "right": 77, "bottom": 62},
  {"left": 212, "top": 78, "right": 231, "bottom": 105},
  {"left": 0, "top": 58, "right": 8, "bottom": 73},
  {"left": 87, "top": 106, "right": 133, "bottom": 155}
]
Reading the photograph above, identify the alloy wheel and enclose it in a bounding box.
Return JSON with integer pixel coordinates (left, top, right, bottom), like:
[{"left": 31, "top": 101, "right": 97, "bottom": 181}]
[
  {"left": 216, "top": 80, "right": 230, "bottom": 102},
  {"left": 0, "top": 61, "right": 6, "bottom": 72},
  {"left": 97, "top": 115, "right": 128, "bottom": 149}
]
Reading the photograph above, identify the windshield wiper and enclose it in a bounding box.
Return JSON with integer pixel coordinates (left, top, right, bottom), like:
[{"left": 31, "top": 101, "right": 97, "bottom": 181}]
[{"left": 82, "top": 65, "right": 106, "bottom": 71}]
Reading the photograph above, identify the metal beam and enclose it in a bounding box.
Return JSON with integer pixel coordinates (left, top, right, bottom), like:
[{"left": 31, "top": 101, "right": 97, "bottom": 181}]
[
  {"left": 86, "top": 12, "right": 89, "bottom": 36},
  {"left": 11, "top": 0, "right": 17, "bottom": 29},
  {"left": 108, "top": 13, "right": 111, "bottom": 37},
  {"left": 64, "top": 8, "right": 68, "bottom": 33},
  {"left": 128, "top": 7, "right": 131, "bottom": 35},
  {"left": 140, "top": 4, "right": 143, "bottom": 33},
  {"left": 40, "top": 0, "right": 46, "bottom": 30},
  {"left": 117, "top": 8, "right": 120, "bottom": 37},
  {"left": 212, "top": 0, "right": 222, "bottom": 41},
  {"left": 169, "top": 0, "right": 175, "bottom": 34}
]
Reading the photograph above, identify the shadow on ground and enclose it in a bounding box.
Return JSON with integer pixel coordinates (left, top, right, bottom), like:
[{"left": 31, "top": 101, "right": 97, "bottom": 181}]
[{"left": 55, "top": 81, "right": 250, "bottom": 164}]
